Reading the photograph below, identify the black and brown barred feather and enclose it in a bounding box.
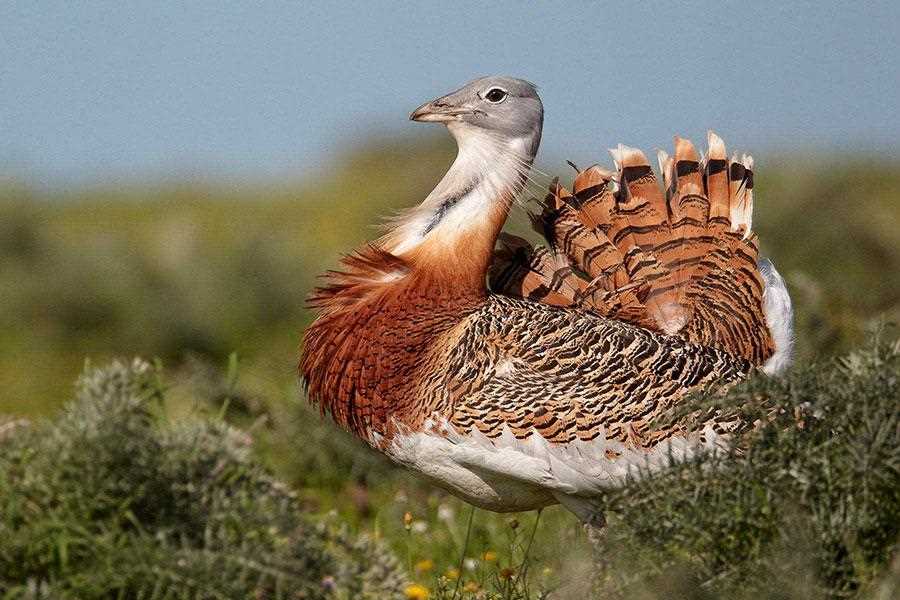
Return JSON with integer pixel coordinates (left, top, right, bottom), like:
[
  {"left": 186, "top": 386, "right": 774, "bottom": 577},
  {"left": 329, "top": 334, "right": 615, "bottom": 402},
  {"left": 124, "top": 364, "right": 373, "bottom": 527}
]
[
  {"left": 489, "top": 133, "right": 774, "bottom": 365},
  {"left": 444, "top": 294, "right": 751, "bottom": 445}
]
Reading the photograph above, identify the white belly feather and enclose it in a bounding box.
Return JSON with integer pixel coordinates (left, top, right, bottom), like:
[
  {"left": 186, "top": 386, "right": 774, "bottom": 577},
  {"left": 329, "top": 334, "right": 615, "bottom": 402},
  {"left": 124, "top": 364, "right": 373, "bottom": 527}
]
[{"left": 388, "top": 419, "right": 723, "bottom": 518}]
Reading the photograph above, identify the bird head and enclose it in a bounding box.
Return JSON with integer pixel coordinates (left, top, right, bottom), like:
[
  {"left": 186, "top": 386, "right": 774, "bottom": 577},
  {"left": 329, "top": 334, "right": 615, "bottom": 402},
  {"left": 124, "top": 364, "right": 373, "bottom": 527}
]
[{"left": 410, "top": 76, "right": 543, "bottom": 156}]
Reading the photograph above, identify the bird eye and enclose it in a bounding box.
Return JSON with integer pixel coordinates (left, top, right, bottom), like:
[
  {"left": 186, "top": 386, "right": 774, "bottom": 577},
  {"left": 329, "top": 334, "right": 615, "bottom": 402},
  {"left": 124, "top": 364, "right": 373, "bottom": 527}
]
[{"left": 484, "top": 88, "right": 508, "bottom": 103}]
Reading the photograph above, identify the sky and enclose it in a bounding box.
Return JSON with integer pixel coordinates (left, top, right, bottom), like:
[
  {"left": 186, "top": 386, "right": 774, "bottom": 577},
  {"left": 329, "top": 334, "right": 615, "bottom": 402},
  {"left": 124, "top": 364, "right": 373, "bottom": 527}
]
[{"left": 2, "top": 1, "right": 899, "bottom": 188}]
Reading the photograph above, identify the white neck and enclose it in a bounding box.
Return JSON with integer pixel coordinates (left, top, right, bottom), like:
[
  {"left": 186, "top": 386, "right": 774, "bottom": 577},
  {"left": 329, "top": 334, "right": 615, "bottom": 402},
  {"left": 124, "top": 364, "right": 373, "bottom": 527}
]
[{"left": 386, "top": 126, "right": 536, "bottom": 256}]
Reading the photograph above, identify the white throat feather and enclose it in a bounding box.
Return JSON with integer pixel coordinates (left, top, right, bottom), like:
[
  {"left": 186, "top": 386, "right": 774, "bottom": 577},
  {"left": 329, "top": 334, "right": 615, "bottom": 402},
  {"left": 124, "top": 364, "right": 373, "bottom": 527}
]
[{"left": 386, "top": 127, "right": 537, "bottom": 256}]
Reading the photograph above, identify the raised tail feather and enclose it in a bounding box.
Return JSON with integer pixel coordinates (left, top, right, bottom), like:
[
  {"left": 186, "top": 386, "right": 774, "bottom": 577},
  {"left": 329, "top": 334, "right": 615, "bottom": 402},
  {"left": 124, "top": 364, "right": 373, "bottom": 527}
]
[{"left": 490, "top": 133, "right": 792, "bottom": 370}]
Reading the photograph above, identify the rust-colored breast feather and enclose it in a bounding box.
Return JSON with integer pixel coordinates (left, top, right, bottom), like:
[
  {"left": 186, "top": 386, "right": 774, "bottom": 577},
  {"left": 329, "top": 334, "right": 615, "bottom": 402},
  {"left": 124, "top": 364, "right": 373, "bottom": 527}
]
[{"left": 302, "top": 245, "right": 484, "bottom": 439}]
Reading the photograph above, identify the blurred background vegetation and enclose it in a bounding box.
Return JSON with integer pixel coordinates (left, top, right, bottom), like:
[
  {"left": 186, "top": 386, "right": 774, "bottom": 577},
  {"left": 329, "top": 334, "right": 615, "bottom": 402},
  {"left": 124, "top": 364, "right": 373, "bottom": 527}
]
[{"left": 1, "top": 134, "right": 899, "bottom": 597}]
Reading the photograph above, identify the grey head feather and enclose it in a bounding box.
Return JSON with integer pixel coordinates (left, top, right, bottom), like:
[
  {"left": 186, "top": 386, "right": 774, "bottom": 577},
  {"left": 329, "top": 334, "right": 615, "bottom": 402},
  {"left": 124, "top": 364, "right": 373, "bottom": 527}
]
[{"left": 410, "top": 75, "right": 543, "bottom": 158}]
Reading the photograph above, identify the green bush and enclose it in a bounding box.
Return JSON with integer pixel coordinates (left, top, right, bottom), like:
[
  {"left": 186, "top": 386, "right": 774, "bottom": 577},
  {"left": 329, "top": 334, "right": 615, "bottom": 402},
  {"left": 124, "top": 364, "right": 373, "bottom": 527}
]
[
  {"left": 598, "top": 333, "right": 900, "bottom": 599},
  {"left": 0, "top": 359, "right": 406, "bottom": 599}
]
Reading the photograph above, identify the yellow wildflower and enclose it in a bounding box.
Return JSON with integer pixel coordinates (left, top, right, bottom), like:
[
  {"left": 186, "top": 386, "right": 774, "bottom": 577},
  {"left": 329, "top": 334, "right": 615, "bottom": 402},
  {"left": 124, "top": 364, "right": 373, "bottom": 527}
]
[
  {"left": 404, "top": 583, "right": 429, "bottom": 599},
  {"left": 403, "top": 512, "right": 413, "bottom": 531},
  {"left": 482, "top": 550, "right": 498, "bottom": 562},
  {"left": 463, "top": 581, "right": 480, "bottom": 593},
  {"left": 415, "top": 559, "right": 434, "bottom": 573},
  {"left": 444, "top": 567, "right": 460, "bottom": 580}
]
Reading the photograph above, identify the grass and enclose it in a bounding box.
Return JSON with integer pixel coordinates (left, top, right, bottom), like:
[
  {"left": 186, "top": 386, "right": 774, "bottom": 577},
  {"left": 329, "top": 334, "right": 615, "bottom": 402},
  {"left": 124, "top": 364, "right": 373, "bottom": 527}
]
[{"left": 1, "top": 137, "right": 899, "bottom": 597}]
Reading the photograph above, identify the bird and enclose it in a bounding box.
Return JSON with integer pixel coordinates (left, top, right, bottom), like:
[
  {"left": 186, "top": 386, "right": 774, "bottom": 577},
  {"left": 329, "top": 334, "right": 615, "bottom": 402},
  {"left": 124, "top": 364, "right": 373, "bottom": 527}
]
[{"left": 300, "top": 76, "right": 794, "bottom": 526}]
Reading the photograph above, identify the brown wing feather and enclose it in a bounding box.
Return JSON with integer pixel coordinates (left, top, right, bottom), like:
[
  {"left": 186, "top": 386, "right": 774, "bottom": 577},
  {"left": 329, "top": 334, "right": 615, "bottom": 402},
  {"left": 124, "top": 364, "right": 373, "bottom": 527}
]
[
  {"left": 489, "top": 134, "right": 775, "bottom": 365},
  {"left": 445, "top": 295, "right": 750, "bottom": 445}
]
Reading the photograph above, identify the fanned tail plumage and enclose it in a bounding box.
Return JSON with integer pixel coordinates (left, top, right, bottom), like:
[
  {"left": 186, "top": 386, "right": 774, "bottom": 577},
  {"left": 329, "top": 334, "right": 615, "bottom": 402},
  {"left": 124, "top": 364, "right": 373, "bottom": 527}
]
[{"left": 490, "top": 133, "right": 784, "bottom": 367}]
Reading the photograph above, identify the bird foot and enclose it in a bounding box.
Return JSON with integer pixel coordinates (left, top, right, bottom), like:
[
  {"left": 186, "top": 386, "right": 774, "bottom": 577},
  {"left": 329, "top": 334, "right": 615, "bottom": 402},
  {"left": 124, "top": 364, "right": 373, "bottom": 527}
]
[{"left": 583, "top": 513, "right": 607, "bottom": 549}]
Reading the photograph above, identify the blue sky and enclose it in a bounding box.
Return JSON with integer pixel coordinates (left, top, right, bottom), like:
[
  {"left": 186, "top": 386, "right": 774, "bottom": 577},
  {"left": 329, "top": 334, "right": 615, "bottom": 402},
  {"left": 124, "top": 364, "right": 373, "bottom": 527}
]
[{"left": 2, "top": 1, "right": 898, "bottom": 187}]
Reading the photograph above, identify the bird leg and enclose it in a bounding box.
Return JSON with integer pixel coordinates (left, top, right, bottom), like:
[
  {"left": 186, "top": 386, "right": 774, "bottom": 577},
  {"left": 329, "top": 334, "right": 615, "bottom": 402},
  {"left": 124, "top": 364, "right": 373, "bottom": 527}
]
[
  {"left": 553, "top": 493, "right": 611, "bottom": 588},
  {"left": 583, "top": 511, "right": 611, "bottom": 592}
]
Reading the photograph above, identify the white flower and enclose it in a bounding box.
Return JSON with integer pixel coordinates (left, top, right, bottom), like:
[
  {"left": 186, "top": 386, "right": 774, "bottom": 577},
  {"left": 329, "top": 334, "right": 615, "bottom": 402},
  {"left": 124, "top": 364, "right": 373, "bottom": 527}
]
[
  {"left": 412, "top": 520, "right": 428, "bottom": 533},
  {"left": 464, "top": 558, "right": 478, "bottom": 571},
  {"left": 437, "top": 504, "right": 455, "bottom": 522}
]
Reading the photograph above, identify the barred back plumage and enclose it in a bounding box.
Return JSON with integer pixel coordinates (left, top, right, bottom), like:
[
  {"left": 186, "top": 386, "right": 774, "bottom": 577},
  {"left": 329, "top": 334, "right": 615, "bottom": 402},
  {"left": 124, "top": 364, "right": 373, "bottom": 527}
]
[{"left": 300, "top": 76, "right": 793, "bottom": 522}]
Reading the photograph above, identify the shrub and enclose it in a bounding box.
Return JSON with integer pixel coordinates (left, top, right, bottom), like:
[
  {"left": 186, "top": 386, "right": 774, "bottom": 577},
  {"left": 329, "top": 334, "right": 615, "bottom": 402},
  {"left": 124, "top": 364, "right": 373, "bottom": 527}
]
[
  {"left": 598, "top": 333, "right": 900, "bottom": 598},
  {"left": 0, "top": 359, "right": 406, "bottom": 599}
]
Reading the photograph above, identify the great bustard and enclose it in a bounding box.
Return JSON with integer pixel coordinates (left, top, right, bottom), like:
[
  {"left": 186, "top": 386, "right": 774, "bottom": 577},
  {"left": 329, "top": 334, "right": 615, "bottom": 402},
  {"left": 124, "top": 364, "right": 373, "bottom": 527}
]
[{"left": 301, "top": 76, "right": 793, "bottom": 525}]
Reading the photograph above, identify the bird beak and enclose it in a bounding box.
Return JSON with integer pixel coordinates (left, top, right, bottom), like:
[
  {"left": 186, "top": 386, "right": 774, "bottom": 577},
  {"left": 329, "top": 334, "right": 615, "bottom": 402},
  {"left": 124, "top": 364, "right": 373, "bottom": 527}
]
[{"left": 409, "top": 98, "right": 471, "bottom": 123}]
